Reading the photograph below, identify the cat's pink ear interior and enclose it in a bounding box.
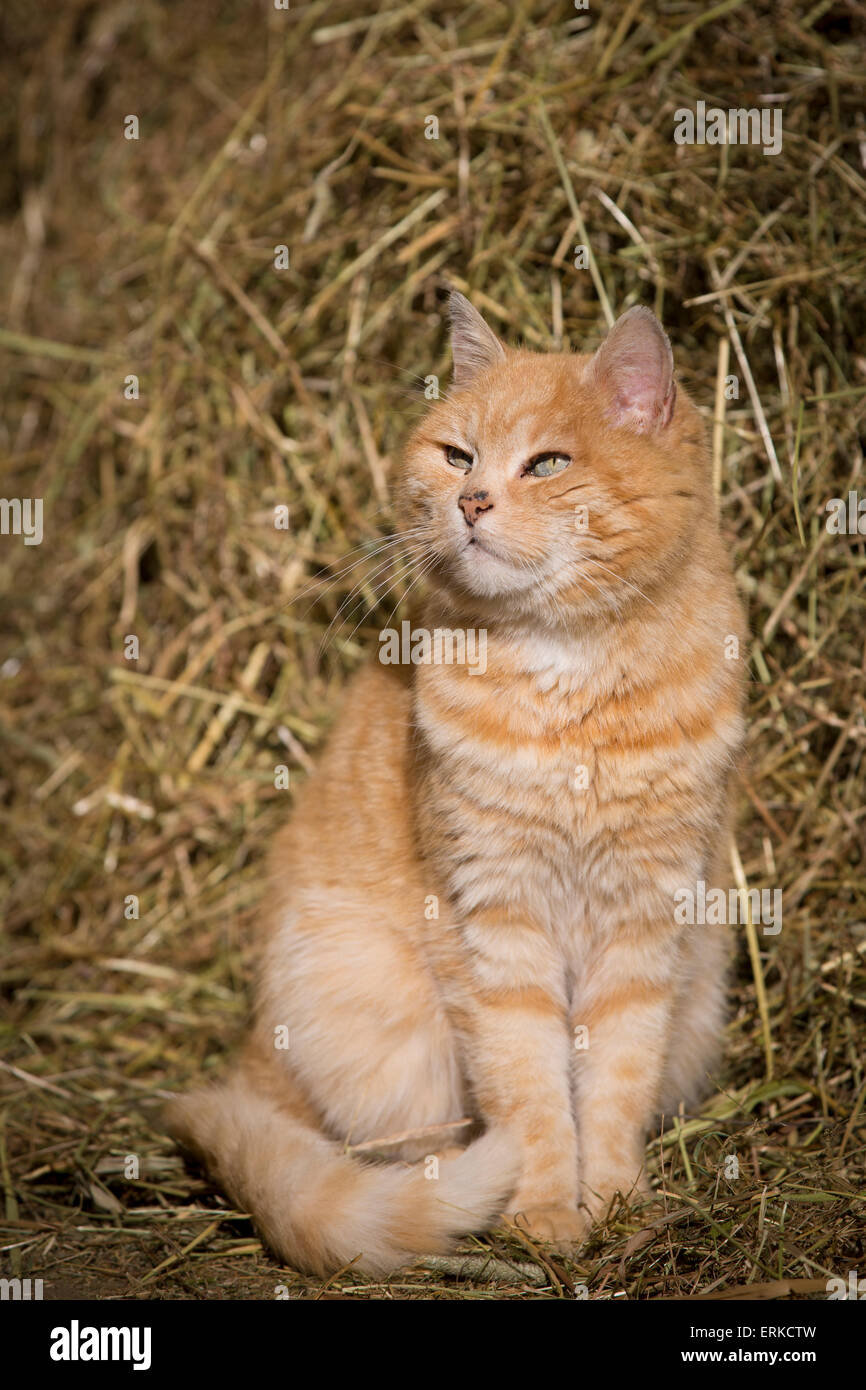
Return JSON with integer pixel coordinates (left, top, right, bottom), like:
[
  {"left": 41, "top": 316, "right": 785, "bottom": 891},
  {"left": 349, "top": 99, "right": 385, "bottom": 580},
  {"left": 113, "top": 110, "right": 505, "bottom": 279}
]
[
  {"left": 448, "top": 292, "right": 506, "bottom": 386},
  {"left": 588, "top": 305, "right": 676, "bottom": 431}
]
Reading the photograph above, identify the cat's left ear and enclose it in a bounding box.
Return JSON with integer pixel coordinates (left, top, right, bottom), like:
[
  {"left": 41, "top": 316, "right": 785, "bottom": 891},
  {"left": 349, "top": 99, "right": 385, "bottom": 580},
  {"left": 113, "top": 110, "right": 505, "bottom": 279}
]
[
  {"left": 588, "top": 305, "right": 676, "bottom": 432},
  {"left": 448, "top": 291, "right": 506, "bottom": 387}
]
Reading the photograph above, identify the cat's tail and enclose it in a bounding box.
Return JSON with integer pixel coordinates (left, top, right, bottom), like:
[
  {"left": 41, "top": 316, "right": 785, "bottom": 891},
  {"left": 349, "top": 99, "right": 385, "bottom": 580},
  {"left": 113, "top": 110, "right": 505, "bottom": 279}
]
[{"left": 165, "top": 1072, "right": 518, "bottom": 1278}]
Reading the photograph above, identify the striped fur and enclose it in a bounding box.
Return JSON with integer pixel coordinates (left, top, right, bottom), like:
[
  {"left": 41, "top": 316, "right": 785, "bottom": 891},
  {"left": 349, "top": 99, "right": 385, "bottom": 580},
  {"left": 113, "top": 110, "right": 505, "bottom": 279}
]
[{"left": 167, "top": 297, "right": 746, "bottom": 1273}]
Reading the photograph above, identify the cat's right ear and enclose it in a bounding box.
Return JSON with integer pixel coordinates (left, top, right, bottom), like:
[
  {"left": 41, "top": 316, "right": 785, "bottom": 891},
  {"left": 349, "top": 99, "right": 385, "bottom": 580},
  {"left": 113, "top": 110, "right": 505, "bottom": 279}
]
[{"left": 447, "top": 292, "right": 506, "bottom": 387}]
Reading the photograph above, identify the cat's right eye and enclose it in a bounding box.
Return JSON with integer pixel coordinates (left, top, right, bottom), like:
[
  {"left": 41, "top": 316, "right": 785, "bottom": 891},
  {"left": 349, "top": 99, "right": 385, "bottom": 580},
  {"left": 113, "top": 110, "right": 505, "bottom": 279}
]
[{"left": 444, "top": 445, "right": 474, "bottom": 472}]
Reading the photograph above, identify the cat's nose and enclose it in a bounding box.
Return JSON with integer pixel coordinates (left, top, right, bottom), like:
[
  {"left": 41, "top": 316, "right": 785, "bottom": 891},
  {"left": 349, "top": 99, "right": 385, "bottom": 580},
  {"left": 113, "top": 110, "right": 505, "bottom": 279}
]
[{"left": 458, "top": 490, "right": 493, "bottom": 526}]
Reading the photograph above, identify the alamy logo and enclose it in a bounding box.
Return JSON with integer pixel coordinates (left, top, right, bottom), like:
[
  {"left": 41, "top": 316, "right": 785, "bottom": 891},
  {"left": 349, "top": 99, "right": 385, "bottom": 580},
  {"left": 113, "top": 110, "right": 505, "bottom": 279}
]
[
  {"left": 49, "top": 1320, "right": 152, "bottom": 1371},
  {"left": 673, "top": 101, "right": 782, "bottom": 157},
  {"left": 379, "top": 620, "right": 487, "bottom": 674},
  {"left": 0, "top": 497, "right": 43, "bottom": 545},
  {"left": 825, "top": 492, "right": 866, "bottom": 534},
  {"left": 0, "top": 1277, "right": 43, "bottom": 1299},
  {"left": 826, "top": 1270, "right": 866, "bottom": 1299},
  {"left": 674, "top": 880, "right": 782, "bottom": 935}
]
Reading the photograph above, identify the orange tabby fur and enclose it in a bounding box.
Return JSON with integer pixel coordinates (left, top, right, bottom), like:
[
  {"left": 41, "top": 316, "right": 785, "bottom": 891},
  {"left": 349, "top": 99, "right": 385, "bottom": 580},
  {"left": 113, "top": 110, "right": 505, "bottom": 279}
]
[{"left": 167, "top": 295, "right": 746, "bottom": 1275}]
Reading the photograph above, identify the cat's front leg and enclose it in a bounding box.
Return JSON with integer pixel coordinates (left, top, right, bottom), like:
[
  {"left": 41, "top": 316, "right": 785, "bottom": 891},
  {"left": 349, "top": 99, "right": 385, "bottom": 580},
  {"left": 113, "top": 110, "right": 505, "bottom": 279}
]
[
  {"left": 450, "top": 905, "right": 583, "bottom": 1245},
  {"left": 571, "top": 922, "right": 686, "bottom": 1224}
]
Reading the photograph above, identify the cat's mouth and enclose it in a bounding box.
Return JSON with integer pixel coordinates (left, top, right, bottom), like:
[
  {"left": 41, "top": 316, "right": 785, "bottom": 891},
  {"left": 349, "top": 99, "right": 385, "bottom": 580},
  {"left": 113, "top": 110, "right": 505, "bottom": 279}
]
[
  {"left": 457, "top": 532, "right": 537, "bottom": 597},
  {"left": 465, "top": 534, "right": 507, "bottom": 561}
]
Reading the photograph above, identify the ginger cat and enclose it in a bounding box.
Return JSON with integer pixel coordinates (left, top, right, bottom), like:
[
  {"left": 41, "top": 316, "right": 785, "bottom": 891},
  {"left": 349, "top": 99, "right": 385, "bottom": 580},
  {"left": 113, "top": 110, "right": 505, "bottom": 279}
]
[{"left": 167, "top": 294, "right": 746, "bottom": 1276}]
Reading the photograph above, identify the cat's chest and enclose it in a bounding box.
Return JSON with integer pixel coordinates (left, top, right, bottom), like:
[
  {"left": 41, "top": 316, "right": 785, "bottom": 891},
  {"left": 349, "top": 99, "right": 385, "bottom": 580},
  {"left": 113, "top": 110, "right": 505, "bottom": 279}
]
[
  {"left": 414, "top": 649, "right": 680, "bottom": 839},
  {"left": 415, "top": 648, "right": 729, "bottom": 937}
]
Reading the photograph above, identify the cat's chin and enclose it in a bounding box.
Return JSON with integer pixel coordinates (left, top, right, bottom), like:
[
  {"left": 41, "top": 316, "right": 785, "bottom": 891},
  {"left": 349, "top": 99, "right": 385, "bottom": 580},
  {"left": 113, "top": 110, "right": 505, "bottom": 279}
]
[{"left": 452, "top": 539, "right": 536, "bottom": 599}]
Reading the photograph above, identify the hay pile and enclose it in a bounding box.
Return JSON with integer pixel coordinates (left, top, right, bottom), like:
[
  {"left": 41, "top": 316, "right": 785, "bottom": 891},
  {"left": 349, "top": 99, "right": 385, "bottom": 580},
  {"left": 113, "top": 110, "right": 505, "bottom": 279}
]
[{"left": 1, "top": 0, "right": 864, "bottom": 1299}]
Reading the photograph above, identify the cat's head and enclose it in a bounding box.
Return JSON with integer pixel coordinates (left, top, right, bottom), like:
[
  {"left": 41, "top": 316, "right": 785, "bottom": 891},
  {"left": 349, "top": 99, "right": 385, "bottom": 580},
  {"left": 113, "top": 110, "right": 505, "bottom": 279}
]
[{"left": 397, "top": 292, "right": 710, "bottom": 624}]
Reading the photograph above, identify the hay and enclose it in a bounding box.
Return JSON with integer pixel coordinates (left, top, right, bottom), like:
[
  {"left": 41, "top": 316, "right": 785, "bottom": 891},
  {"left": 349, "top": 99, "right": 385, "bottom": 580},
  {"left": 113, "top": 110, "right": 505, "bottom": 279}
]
[{"left": 1, "top": 0, "right": 864, "bottom": 1300}]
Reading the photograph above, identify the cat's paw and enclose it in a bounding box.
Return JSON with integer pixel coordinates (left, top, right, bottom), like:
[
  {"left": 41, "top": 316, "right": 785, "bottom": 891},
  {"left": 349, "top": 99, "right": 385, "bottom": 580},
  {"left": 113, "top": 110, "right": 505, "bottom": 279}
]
[
  {"left": 580, "top": 1170, "right": 651, "bottom": 1222},
  {"left": 503, "top": 1204, "right": 589, "bottom": 1249}
]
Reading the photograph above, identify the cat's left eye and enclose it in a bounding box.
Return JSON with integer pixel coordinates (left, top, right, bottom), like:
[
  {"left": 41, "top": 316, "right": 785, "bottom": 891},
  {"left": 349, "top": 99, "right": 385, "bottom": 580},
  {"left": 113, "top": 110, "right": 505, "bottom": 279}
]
[{"left": 524, "top": 452, "right": 571, "bottom": 478}]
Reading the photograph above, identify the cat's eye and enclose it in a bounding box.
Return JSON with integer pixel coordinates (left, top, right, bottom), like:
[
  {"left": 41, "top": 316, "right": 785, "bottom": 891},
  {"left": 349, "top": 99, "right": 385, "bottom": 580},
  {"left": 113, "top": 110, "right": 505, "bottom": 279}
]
[
  {"left": 524, "top": 452, "right": 571, "bottom": 478},
  {"left": 445, "top": 445, "right": 474, "bottom": 471}
]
